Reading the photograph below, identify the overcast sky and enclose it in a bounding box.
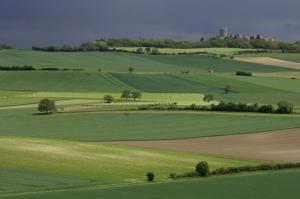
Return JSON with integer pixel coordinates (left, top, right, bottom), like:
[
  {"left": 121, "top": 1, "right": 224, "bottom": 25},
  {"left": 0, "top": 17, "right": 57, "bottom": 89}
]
[{"left": 0, "top": 0, "right": 300, "bottom": 48}]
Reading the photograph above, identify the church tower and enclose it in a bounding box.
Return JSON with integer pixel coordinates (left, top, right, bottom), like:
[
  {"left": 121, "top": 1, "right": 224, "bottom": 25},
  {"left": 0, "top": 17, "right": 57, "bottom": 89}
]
[{"left": 219, "top": 26, "right": 228, "bottom": 39}]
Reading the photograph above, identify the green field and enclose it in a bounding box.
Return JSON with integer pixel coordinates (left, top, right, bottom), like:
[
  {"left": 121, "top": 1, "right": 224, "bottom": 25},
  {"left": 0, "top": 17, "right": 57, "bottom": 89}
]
[
  {"left": 4, "top": 170, "right": 300, "bottom": 199},
  {"left": 1, "top": 109, "right": 300, "bottom": 141},
  {"left": 0, "top": 137, "right": 258, "bottom": 196},
  {"left": 2, "top": 71, "right": 300, "bottom": 106},
  {"left": 239, "top": 53, "right": 300, "bottom": 63},
  {"left": 142, "top": 54, "right": 293, "bottom": 73},
  {"left": 0, "top": 71, "right": 131, "bottom": 92},
  {"left": 0, "top": 49, "right": 294, "bottom": 73}
]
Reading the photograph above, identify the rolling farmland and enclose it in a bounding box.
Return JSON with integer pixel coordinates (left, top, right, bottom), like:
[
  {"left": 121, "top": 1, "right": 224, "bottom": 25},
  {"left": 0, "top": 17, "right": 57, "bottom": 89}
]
[{"left": 1, "top": 49, "right": 300, "bottom": 199}]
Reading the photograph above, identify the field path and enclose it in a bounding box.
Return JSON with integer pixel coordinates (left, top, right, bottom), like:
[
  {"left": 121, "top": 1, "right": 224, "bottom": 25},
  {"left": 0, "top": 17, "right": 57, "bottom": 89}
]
[
  {"left": 235, "top": 57, "right": 300, "bottom": 69},
  {"left": 109, "top": 128, "right": 300, "bottom": 163}
]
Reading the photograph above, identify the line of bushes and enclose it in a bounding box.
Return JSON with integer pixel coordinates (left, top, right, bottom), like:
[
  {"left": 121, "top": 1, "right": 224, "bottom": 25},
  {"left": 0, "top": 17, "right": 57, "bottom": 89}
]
[
  {"left": 170, "top": 161, "right": 300, "bottom": 180},
  {"left": 139, "top": 103, "right": 179, "bottom": 111},
  {"left": 236, "top": 71, "right": 252, "bottom": 76},
  {"left": 0, "top": 65, "right": 35, "bottom": 71},
  {"left": 0, "top": 65, "right": 84, "bottom": 71},
  {"left": 210, "top": 101, "right": 294, "bottom": 114},
  {"left": 138, "top": 101, "right": 294, "bottom": 114}
]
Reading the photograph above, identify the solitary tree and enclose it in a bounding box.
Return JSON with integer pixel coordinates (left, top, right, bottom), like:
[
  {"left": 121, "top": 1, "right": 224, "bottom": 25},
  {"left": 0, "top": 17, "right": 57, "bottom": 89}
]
[
  {"left": 38, "top": 99, "right": 56, "bottom": 114},
  {"left": 203, "top": 94, "right": 215, "bottom": 102},
  {"left": 121, "top": 90, "right": 132, "bottom": 100},
  {"left": 195, "top": 161, "right": 210, "bottom": 177},
  {"left": 132, "top": 91, "right": 142, "bottom": 101},
  {"left": 103, "top": 95, "right": 114, "bottom": 103},
  {"left": 128, "top": 66, "right": 135, "bottom": 73},
  {"left": 146, "top": 172, "right": 155, "bottom": 182},
  {"left": 224, "top": 85, "right": 232, "bottom": 94}
]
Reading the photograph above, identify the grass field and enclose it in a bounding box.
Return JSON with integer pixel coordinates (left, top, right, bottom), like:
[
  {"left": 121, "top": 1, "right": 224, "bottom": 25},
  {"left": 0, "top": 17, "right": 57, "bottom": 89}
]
[
  {"left": 0, "top": 71, "right": 131, "bottom": 92},
  {"left": 0, "top": 91, "right": 207, "bottom": 107},
  {"left": 0, "top": 49, "right": 294, "bottom": 73},
  {"left": 1, "top": 109, "right": 300, "bottom": 141},
  {"left": 2, "top": 71, "right": 300, "bottom": 107},
  {"left": 112, "top": 73, "right": 206, "bottom": 93},
  {"left": 142, "top": 54, "right": 293, "bottom": 73},
  {"left": 0, "top": 137, "right": 258, "bottom": 195},
  {"left": 4, "top": 170, "right": 300, "bottom": 199},
  {"left": 0, "top": 167, "right": 102, "bottom": 196},
  {"left": 239, "top": 53, "right": 300, "bottom": 63}
]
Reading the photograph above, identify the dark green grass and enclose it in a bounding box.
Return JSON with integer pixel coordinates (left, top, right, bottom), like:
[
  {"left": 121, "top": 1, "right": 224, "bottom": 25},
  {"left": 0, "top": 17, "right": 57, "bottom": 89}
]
[
  {"left": 112, "top": 73, "right": 300, "bottom": 105},
  {"left": 1, "top": 109, "right": 300, "bottom": 141},
  {"left": 2, "top": 71, "right": 300, "bottom": 106},
  {"left": 111, "top": 73, "right": 205, "bottom": 93},
  {"left": 180, "top": 74, "right": 300, "bottom": 105},
  {"left": 0, "top": 71, "right": 131, "bottom": 92},
  {"left": 5, "top": 170, "right": 300, "bottom": 199},
  {"left": 0, "top": 50, "right": 294, "bottom": 73},
  {"left": 0, "top": 167, "right": 103, "bottom": 195},
  {"left": 0, "top": 50, "right": 185, "bottom": 72}
]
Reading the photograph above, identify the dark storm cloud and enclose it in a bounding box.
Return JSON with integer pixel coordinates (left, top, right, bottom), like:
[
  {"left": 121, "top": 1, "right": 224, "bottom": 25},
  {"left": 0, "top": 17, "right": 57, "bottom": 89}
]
[{"left": 0, "top": 0, "right": 300, "bottom": 47}]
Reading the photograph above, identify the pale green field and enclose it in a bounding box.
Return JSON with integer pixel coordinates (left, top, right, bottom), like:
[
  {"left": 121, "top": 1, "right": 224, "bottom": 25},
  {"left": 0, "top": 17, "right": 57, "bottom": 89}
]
[
  {"left": 115, "top": 47, "right": 253, "bottom": 55},
  {"left": 0, "top": 137, "right": 259, "bottom": 195},
  {"left": 255, "top": 72, "right": 300, "bottom": 79},
  {"left": 0, "top": 91, "right": 209, "bottom": 107},
  {"left": 238, "top": 53, "right": 300, "bottom": 63}
]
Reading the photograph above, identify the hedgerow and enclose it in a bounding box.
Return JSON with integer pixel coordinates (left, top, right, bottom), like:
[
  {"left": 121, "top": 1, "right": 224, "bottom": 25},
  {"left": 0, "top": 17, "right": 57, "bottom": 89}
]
[{"left": 171, "top": 162, "right": 300, "bottom": 180}]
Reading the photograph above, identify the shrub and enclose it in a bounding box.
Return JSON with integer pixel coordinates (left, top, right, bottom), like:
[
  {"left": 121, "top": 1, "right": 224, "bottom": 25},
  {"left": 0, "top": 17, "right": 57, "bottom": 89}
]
[
  {"left": 146, "top": 172, "right": 155, "bottom": 182},
  {"left": 40, "top": 68, "right": 59, "bottom": 71},
  {"left": 224, "top": 85, "right": 232, "bottom": 94},
  {"left": 236, "top": 71, "right": 252, "bottom": 76},
  {"left": 257, "top": 104, "right": 275, "bottom": 113},
  {"left": 38, "top": 99, "right": 56, "bottom": 114},
  {"left": 181, "top": 70, "right": 190, "bottom": 74},
  {"left": 276, "top": 101, "right": 294, "bottom": 114},
  {"left": 195, "top": 161, "right": 210, "bottom": 177},
  {"left": 169, "top": 173, "right": 177, "bottom": 180},
  {"left": 103, "top": 95, "right": 114, "bottom": 103},
  {"left": 128, "top": 66, "right": 134, "bottom": 73},
  {"left": 203, "top": 94, "right": 215, "bottom": 102},
  {"left": 151, "top": 48, "right": 160, "bottom": 55}
]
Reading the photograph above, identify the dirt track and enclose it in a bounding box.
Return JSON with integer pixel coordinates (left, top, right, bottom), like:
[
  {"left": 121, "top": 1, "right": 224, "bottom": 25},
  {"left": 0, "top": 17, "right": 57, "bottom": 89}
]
[
  {"left": 110, "top": 128, "right": 300, "bottom": 163},
  {"left": 235, "top": 57, "right": 300, "bottom": 69}
]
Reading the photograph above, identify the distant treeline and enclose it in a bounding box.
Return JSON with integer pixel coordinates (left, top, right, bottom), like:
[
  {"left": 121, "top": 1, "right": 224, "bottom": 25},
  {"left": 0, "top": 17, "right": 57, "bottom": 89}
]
[
  {"left": 0, "top": 65, "right": 84, "bottom": 71},
  {"left": 0, "top": 44, "right": 14, "bottom": 49},
  {"left": 32, "top": 38, "right": 300, "bottom": 53}
]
